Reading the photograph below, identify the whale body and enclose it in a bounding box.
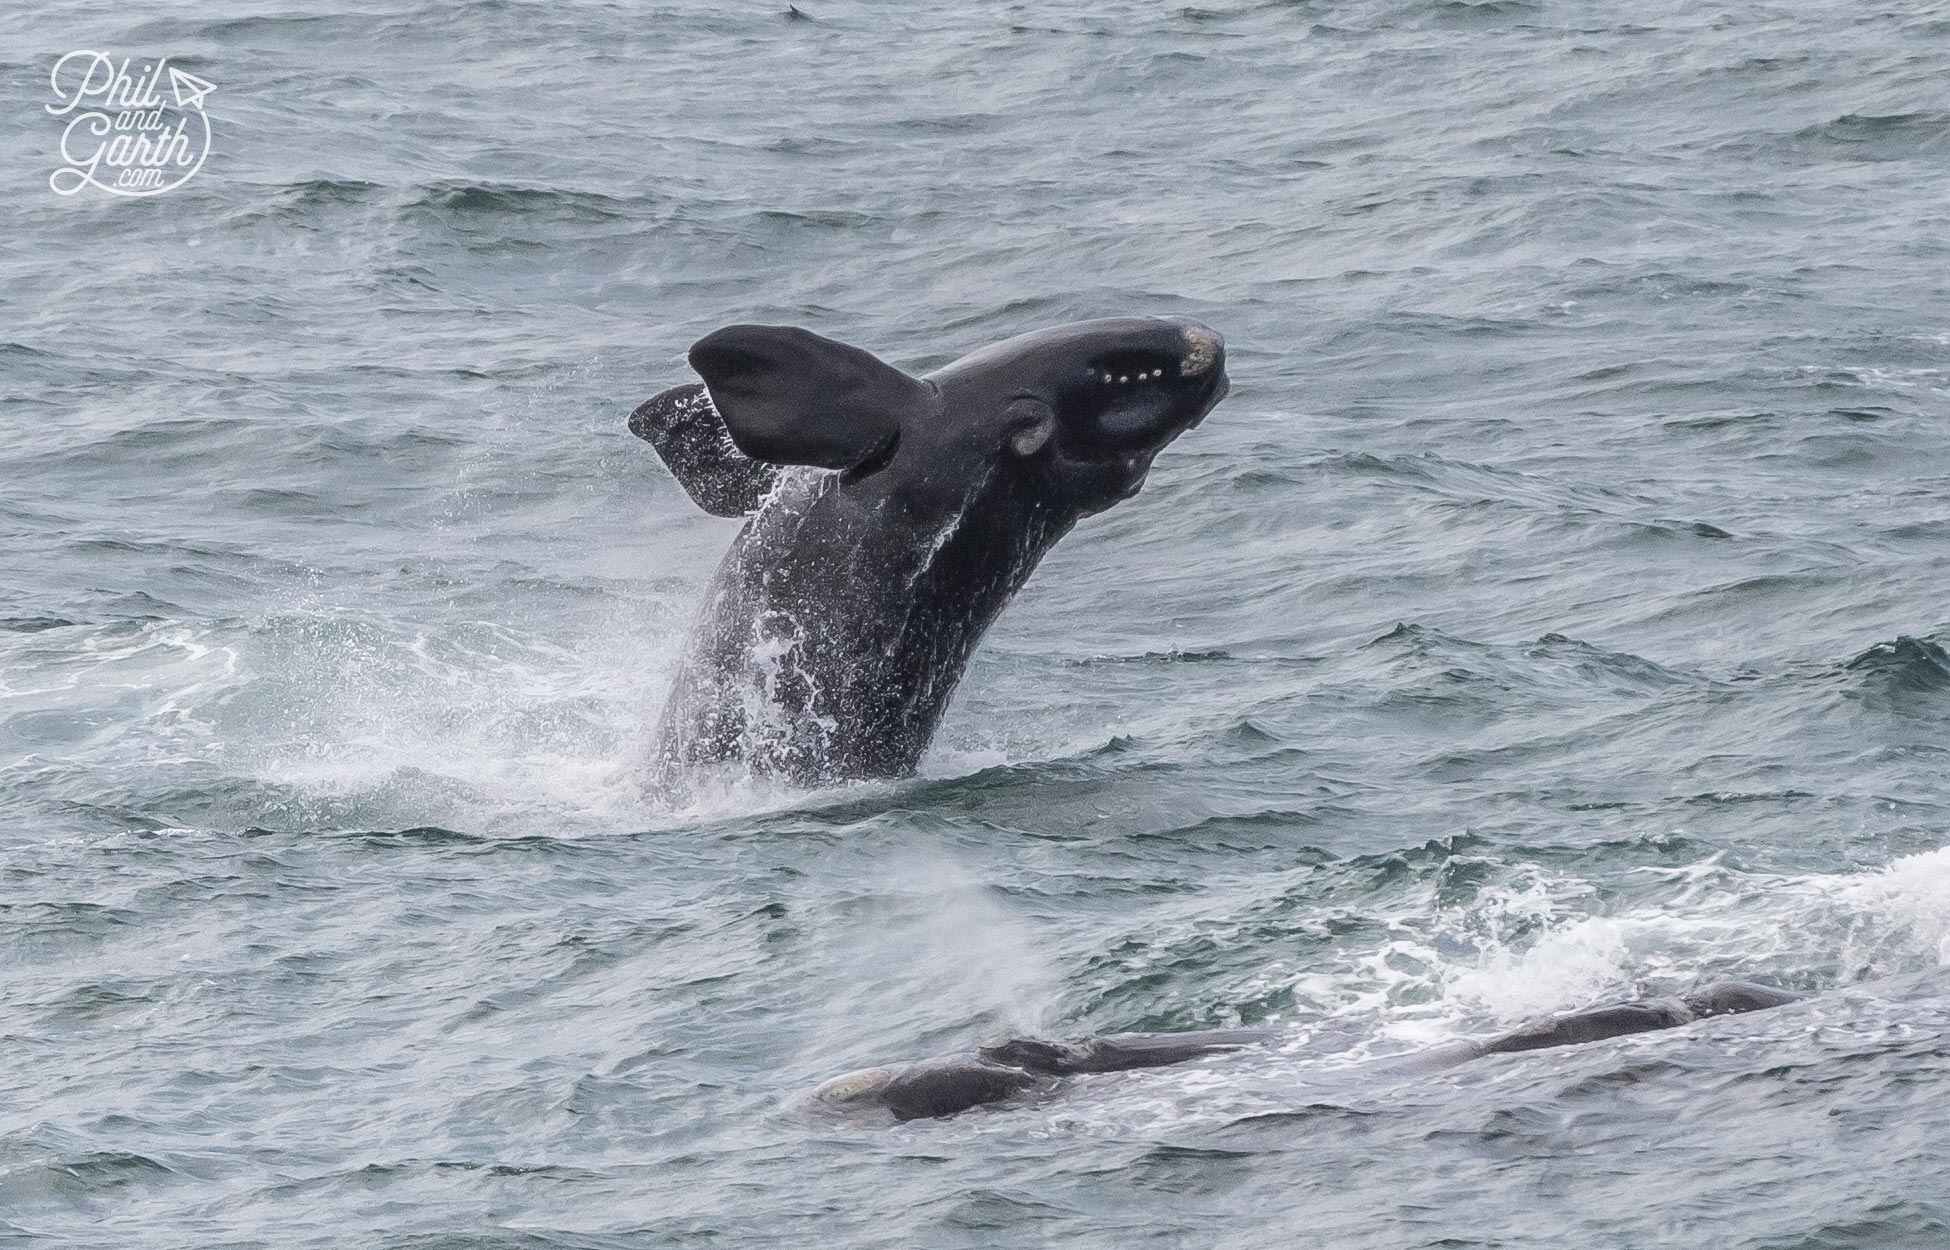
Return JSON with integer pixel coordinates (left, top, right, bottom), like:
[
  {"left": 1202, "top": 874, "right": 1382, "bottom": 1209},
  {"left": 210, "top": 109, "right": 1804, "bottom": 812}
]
[
  {"left": 630, "top": 317, "right": 1230, "bottom": 786},
  {"left": 810, "top": 981, "right": 1803, "bottom": 1123}
]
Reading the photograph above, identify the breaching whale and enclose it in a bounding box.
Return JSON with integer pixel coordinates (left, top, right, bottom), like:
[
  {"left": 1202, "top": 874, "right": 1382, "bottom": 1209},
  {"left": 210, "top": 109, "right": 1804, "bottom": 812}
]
[
  {"left": 810, "top": 981, "right": 1802, "bottom": 1122},
  {"left": 630, "top": 317, "right": 1229, "bottom": 786}
]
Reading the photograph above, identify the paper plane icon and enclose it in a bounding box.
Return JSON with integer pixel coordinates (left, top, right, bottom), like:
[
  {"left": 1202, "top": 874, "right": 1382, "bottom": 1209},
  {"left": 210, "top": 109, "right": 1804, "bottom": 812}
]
[{"left": 168, "top": 67, "right": 216, "bottom": 111}]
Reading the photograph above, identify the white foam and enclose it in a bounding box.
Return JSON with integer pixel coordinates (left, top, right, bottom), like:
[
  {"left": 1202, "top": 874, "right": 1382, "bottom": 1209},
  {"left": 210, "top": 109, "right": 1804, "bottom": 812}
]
[
  {"left": 173, "top": 600, "right": 687, "bottom": 835},
  {"left": 986, "top": 842, "right": 1950, "bottom": 1137},
  {"left": 1100, "top": 841, "right": 1950, "bottom": 1092},
  {"left": 1360, "top": 845, "right": 1950, "bottom": 1051},
  {"left": 1833, "top": 845, "right": 1950, "bottom": 973}
]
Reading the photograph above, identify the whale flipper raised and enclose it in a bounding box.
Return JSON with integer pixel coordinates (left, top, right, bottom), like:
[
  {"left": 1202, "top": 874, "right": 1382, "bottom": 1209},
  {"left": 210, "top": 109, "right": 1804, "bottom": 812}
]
[
  {"left": 687, "top": 323, "right": 926, "bottom": 470},
  {"left": 628, "top": 382, "right": 781, "bottom": 518}
]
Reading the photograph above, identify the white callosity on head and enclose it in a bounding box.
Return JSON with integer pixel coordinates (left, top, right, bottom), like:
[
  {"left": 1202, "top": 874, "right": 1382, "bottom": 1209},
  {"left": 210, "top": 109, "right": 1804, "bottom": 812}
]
[
  {"left": 812, "top": 1067, "right": 896, "bottom": 1105},
  {"left": 1179, "top": 325, "right": 1220, "bottom": 378}
]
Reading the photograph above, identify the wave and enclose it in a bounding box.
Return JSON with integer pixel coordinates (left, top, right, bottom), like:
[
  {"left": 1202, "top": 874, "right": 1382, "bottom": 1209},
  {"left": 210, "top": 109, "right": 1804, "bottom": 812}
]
[
  {"left": 413, "top": 181, "right": 641, "bottom": 221},
  {"left": 1843, "top": 635, "right": 1950, "bottom": 693}
]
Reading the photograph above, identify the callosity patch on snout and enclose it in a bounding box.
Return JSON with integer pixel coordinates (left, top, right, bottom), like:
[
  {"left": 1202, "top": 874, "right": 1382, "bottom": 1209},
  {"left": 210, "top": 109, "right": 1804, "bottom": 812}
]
[
  {"left": 812, "top": 1067, "right": 897, "bottom": 1105},
  {"left": 1178, "top": 323, "right": 1221, "bottom": 378}
]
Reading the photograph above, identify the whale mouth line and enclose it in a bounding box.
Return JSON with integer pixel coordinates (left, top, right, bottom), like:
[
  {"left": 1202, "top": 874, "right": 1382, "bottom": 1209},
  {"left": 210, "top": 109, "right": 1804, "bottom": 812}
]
[{"left": 1189, "top": 373, "right": 1230, "bottom": 427}]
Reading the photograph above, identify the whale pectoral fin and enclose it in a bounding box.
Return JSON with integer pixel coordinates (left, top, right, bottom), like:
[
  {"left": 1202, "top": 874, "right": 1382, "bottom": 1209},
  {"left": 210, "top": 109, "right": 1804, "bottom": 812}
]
[
  {"left": 628, "top": 382, "right": 782, "bottom": 517},
  {"left": 688, "top": 324, "right": 934, "bottom": 470},
  {"left": 981, "top": 1027, "right": 1278, "bottom": 1075}
]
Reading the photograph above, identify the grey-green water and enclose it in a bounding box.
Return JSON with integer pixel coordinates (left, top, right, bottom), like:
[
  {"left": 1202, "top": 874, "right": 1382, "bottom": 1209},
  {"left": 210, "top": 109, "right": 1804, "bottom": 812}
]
[{"left": 5, "top": 2, "right": 1950, "bottom": 1246}]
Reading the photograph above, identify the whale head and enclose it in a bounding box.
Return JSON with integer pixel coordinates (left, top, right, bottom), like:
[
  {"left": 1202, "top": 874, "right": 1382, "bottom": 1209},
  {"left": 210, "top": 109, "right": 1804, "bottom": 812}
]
[
  {"left": 684, "top": 315, "right": 1228, "bottom": 519},
  {"left": 920, "top": 315, "right": 1229, "bottom": 513},
  {"left": 809, "top": 1060, "right": 1043, "bottom": 1121}
]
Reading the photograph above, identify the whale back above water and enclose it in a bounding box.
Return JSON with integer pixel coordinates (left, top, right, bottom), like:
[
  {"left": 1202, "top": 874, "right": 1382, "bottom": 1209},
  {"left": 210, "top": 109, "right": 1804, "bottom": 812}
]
[
  {"left": 630, "top": 316, "right": 1230, "bottom": 786},
  {"left": 810, "top": 982, "right": 1805, "bottom": 1123}
]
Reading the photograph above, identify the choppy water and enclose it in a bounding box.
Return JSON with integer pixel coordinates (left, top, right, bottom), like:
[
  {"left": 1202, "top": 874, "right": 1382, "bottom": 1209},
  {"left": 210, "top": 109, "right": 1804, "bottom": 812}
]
[{"left": 6, "top": 1, "right": 1950, "bottom": 1246}]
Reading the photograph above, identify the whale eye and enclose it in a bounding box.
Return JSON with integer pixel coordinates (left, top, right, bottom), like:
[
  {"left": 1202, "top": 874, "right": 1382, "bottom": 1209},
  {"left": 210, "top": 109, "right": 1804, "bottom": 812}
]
[{"left": 1005, "top": 397, "right": 1056, "bottom": 457}]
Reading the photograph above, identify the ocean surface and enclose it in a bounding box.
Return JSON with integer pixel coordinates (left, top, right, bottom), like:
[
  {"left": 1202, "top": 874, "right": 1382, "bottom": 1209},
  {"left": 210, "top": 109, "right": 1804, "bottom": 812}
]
[{"left": 5, "top": 1, "right": 1950, "bottom": 1246}]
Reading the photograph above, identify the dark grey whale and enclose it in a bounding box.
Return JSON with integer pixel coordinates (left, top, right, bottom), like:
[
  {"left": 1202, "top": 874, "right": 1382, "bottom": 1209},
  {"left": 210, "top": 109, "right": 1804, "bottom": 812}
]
[
  {"left": 811, "top": 981, "right": 1803, "bottom": 1122},
  {"left": 630, "top": 317, "right": 1229, "bottom": 786}
]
